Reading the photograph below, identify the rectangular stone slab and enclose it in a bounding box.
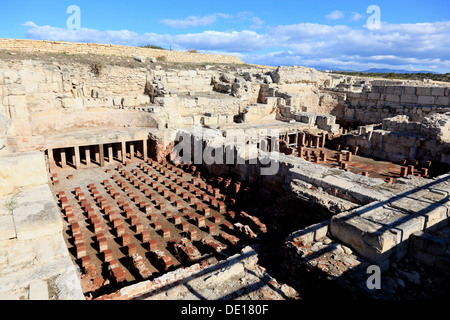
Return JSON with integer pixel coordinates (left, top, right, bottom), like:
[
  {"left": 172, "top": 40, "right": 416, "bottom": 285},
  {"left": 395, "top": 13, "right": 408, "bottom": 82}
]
[{"left": 13, "top": 185, "right": 62, "bottom": 241}]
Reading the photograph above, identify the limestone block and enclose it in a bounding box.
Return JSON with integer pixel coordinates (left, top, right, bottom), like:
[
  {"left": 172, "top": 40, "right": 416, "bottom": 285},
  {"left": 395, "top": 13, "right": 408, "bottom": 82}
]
[
  {"left": 385, "top": 94, "right": 400, "bottom": 103},
  {"left": 113, "top": 97, "right": 122, "bottom": 106},
  {"left": 0, "top": 178, "right": 14, "bottom": 197},
  {"left": 0, "top": 152, "right": 48, "bottom": 196},
  {"left": 121, "top": 97, "right": 137, "bottom": 107},
  {"left": 61, "top": 97, "right": 84, "bottom": 110},
  {"left": 388, "top": 192, "right": 446, "bottom": 230},
  {"left": 416, "top": 87, "right": 431, "bottom": 96},
  {"left": 32, "top": 234, "right": 67, "bottom": 265},
  {"left": 417, "top": 95, "right": 436, "bottom": 105},
  {"left": 330, "top": 210, "right": 394, "bottom": 263},
  {"left": 436, "top": 96, "right": 449, "bottom": 106},
  {"left": 2, "top": 239, "right": 36, "bottom": 273},
  {"left": 400, "top": 94, "right": 418, "bottom": 104},
  {"left": 8, "top": 95, "right": 28, "bottom": 119},
  {"left": 368, "top": 93, "right": 380, "bottom": 100},
  {"left": 404, "top": 87, "right": 416, "bottom": 95},
  {"left": 135, "top": 94, "right": 150, "bottom": 105},
  {"left": 13, "top": 185, "right": 63, "bottom": 241},
  {"left": 0, "top": 215, "right": 16, "bottom": 241},
  {"left": 218, "top": 115, "right": 228, "bottom": 125},
  {"left": 393, "top": 86, "right": 405, "bottom": 95},
  {"left": 431, "top": 87, "right": 446, "bottom": 96},
  {"left": 410, "top": 231, "right": 448, "bottom": 256},
  {"left": 28, "top": 280, "right": 49, "bottom": 300}
]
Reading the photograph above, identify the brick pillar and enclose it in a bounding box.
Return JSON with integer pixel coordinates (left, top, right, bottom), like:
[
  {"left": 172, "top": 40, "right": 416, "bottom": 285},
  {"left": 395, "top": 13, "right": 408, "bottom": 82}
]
[
  {"left": 143, "top": 139, "right": 148, "bottom": 162},
  {"left": 74, "top": 146, "right": 81, "bottom": 169},
  {"left": 299, "top": 133, "right": 305, "bottom": 147},
  {"left": 85, "top": 146, "right": 91, "bottom": 165},
  {"left": 60, "top": 148, "right": 67, "bottom": 169},
  {"left": 321, "top": 134, "right": 326, "bottom": 148},
  {"left": 99, "top": 144, "right": 105, "bottom": 167},
  {"left": 313, "top": 136, "right": 319, "bottom": 148},
  {"left": 108, "top": 144, "right": 113, "bottom": 163},
  {"left": 130, "top": 142, "right": 135, "bottom": 161},
  {"left": 346, "top": 151, "right": 352, "bottom": 162},
  {"left": 47, "top": 149, "right": 57, "bottom": 172},
  {"left": 400, "top": 166, "right": 408, "bottom": 178},
  {"left": 94, "top": 145, "right": 100, "bottom": 163},
  {"left": 121, "top": 141, "right": 126, "bottom": 163}
]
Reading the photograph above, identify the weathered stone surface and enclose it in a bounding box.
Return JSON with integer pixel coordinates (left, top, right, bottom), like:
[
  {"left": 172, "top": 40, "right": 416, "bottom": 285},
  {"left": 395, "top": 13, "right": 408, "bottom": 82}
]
[
  {"left": 28, "top": 280, "right": 49, "bottom": 300},
  {"left": 13, "top": 185, "right": 62, "bottom": 241},
  {"left": 0, "top": 152, "right": 48, "bottom": 196},
  {"left": 0, "top": 215, "right": 16, "bottom": 241}
]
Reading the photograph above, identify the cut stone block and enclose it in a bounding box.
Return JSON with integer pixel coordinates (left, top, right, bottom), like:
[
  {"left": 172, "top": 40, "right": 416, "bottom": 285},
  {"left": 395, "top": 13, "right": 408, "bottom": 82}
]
[
  {"left": 0, "top": 215, "right": 16, "bottom": 241},
  {"left": 12, "top": 185, "right": 62, "bottom": 241}
]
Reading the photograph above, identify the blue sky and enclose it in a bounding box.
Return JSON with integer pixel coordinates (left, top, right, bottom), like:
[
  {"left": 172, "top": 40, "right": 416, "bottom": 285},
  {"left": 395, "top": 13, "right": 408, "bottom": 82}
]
[{"left": 1, "top": 0, "right": 449, "bottom": 72}]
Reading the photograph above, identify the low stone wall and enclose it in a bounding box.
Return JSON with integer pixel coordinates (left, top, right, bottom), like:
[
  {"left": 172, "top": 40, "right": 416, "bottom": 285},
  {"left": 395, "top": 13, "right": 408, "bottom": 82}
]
[{"left": 0, "top": 38, "right": 244, "bottom": 65}]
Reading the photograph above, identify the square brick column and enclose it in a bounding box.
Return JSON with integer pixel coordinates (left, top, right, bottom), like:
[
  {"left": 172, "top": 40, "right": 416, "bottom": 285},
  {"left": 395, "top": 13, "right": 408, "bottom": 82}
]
[
  {"left": 94, "top": 145, "right": 100, "bottom": 163},
  {"left": 74, "top": 146, "right": 81, "bottom": 169},
  {"left": 47, "top": 149, "right": 57, "bottom": 172},
  {"left": 99, "top": 144, "right": 105, "bottom": 167},
  {"left": 85, "top": 146, "right": 91, "bottom": 165},
  {"left": 108, "top": 144, "right": 113, "bottom": 163},
  {"left": 60, "top": 148, "right": 67, "bottom": 169},
  {"left": 143, "top": 139, "right": 148, "bottom": 162},
  {"left": 130, "top": 142, "right": 135, "bottom": 161},
  {"left": 121, "top": 141, "right": 126, "bottom": 163}
]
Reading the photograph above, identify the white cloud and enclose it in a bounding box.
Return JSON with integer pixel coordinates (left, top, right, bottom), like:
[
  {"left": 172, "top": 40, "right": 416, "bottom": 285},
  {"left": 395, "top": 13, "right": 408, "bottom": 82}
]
[
  {"left": 350, "top": 12, "right": 364, "bottom": 22},
  {"left": 160, "top": 12, "right": 264, "bottom": 30},
  {"left": 160, "top": 13, "right": 231, "bottom": 29},
  {"left": 325, "top": 10, "right": 344, "bottom": 21},
  {"left": 249, "top": 16, "right": 264, "bottom": 29},
  {"left": 23, "top": 19, "right": 450, "bottom": 73}
]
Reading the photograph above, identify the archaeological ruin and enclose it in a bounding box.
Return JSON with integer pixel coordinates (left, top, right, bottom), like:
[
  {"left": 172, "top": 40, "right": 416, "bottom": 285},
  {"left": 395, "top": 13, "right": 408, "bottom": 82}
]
[{"left": 0, "top": 39, "right": 449, "bottom": 300}]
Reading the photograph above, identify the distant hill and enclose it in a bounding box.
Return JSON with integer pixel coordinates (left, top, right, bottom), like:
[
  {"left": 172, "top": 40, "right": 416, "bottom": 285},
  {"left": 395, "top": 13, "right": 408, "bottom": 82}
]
[
  {"left": 311, "top": 65, "right": 441, "bottom": 74},
  {"left": 362, "top": 68, "right": 440, "bottom": 74}
]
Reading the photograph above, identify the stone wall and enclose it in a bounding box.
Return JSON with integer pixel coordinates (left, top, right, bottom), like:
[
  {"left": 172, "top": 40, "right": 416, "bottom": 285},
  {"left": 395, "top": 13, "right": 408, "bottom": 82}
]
[
  {"left": 341, "top": 113, "right": 450, "bottom": 164},
  {"left": 0, "top": 38, "right": 244, "bottom": 65},
  {"left": 338, "top": 84, "right": 450, "bottom": 125}
]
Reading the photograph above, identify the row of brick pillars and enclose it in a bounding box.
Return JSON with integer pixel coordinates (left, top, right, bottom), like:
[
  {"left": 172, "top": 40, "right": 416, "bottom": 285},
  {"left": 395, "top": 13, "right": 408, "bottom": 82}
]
[{"left": 47, "top": 139, "right": 149, "bottom": 172}]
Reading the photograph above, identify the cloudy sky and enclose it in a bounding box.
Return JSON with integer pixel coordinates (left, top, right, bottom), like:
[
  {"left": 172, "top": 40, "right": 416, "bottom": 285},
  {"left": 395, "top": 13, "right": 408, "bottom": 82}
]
[{"left": 1, "top": 0, "right": 449, "bottom": 73}]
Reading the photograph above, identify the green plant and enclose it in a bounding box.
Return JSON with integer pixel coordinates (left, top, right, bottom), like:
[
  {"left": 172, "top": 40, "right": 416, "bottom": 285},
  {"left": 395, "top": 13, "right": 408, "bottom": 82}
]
[
  {"left": 90, "top": 61, "right": 104, "bottom": 76},
  {"left": 1, "top": 194, "right": 18, "bottom": 213},
  {"left": 156, "top": 55, "right": 167, "bottom": 62}
]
